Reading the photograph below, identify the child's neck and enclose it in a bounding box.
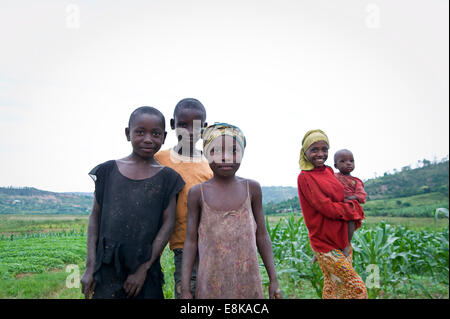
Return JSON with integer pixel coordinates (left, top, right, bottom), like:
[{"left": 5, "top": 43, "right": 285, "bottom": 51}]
[
  {"left": 211, "top": 173, "right": 238, "bottom": 184},
  {"left": 128, "top": 153, "right": 159, "bottom": 165},
  {"left": 339, "top": 171, "right": 351, "bottom": 176},
  {"left": 173, "top": 143, "right": 202, "bottom": 158}
]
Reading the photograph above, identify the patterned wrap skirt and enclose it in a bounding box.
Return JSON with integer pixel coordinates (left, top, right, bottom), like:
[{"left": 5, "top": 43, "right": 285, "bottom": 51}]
[{"left": 313, "top": 246, "right": 368, "bottom": 299}]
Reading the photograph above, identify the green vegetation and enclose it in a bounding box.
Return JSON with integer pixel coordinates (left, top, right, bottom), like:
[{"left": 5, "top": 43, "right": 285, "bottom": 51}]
[
  {"left": 267, "top": 214, "right": 449, "bottom": 299},
  {"left": 2, "top": 158, "right": 447, "bottom": 217},
  {"left": 263, "top": 159, "right": 449, "bottom": 218},
  {"left": 0, "top": 187, "right": 92, "bottom": 215},
  {"left": 261, "top": 186, "right": 298, "bottom": 205},
  {"left": 364, "top": 159, "right": 449, "bottom": 200},
  {"left": 0, "top": 225, "right": 175, "bottom": 299},
  {"left": 0, "top": 214, "right": 447, "bottom": 299},
  {"left": 0, "top": 159, "right": 448, "bottom": 298},
  {"left": 0, "top": 215, "right": 88, "bottom": 234},
  {"left": 362, "top": 192, "right": 449, "bottom": 217},
  {"left": 264, "top": 197, "right": 300, "bottom": 215},
  {"left": 0, "top": 185, "right": 299, "bottom": 214}
]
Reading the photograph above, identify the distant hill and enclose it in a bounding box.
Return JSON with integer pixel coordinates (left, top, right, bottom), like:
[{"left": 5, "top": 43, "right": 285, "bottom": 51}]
[
  {"left": 364, "top": 160, "right": 449, "bottom": 200},
  {"left": 261, "top": 186, "right": 298, "bottom": 204},
  {"left": 263, "top": 159, "right": 449, "bottom": 215},
  {"left": 0, "top": 185, "right": 295, "bottom": 214},
  {"left": 0, "top": 187, "right": 92, "bottom": 215},
  {"left": 1, "top": 159, "right": 447, "bottom": 215}
]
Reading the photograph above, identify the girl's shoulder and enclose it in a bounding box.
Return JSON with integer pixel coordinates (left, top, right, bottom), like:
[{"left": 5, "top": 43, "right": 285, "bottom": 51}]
[
  {"left": 158, "top": 165, "right": 186, "bottom": 191},
  {"left": 298, "top": 166, "right": 334, "bottom": 184},
  {"left": 159, "top": 165, "right": 183, "bottom": 180},
  {"left": 88, "top": 160, "right": 116, "bottom": 180},
  {"left": 241, "top": 177, "right": 261, "bottom": 191},
  {"left": 231, "top": 177, "right": 262, "bottom": 197}
]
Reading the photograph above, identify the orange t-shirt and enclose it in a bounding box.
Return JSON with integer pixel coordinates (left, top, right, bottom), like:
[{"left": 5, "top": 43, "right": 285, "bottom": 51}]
[{"left": 155, "top": 148, "right": 213, "bottom": 250}]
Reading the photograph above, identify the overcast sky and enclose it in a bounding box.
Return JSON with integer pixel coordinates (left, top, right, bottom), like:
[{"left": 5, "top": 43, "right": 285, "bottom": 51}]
[{"left": 0, "top": 0, "right": 448, "bottom": 192}]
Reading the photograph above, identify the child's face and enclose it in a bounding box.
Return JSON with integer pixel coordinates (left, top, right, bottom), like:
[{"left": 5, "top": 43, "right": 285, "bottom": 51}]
[
  {"left": 171, "top": 108, "right": 206, "bottom": 146},
  {"left": 305, "top": 140, "right": 328, "bottom": 168},
  {"left": 126, "top": 113, "right": 166, "bottom": 159},
  {"left": 206, "top": 135, "right": 243, "bottom": 177},
  {"left": 334, "top": 151, "right": 355, "bottom": 175}
]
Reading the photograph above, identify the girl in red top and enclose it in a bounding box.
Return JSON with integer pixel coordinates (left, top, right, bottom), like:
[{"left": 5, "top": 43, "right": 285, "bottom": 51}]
[{"left": 297, "top": 129, "right": 367, "bottom": 299}]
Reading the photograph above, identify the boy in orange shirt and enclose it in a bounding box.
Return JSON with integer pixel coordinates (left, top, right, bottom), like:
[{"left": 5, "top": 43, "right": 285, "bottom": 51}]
[{"left": 155, "top": 98, "right": 213, "bottom": 299}]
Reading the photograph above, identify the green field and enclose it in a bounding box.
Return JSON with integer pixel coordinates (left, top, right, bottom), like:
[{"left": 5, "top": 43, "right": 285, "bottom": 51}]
[
  {"left": 0, "top": 214, "right": 448, "bottom": 299},
  {"left": 362, "top": 192, "right": 449, "bottom": 218}
]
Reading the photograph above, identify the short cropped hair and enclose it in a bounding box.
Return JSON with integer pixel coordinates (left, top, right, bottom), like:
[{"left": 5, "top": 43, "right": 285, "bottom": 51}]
[
  {"left": 334, "top": 149, "right": 353, "bottom": 163},
  {"left": 173, "top": 98, "right": 206, "bottom": 121},
  {"left": 128, "top": 106, "right": 165, "bottom": 129}
]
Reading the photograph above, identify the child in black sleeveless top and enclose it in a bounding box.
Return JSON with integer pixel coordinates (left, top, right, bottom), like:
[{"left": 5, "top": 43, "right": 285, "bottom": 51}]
[{"left": 81, "top": 106, "right": 185, "bottom": 299}]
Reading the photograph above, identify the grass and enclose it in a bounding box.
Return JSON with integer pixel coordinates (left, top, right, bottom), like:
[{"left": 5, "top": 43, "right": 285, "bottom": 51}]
[
  {"left": 0, "top": 263, "right": 85, "bottom": 299},
  {"left": 267, "top": 214, "right": 449, "bottom": 299},
  {"left": 0, "top": 213, "right": 448, "bottom": 299},
  {"left": 267, "top": 214, "right": 449, "bottom": 231},
  {"left": 362, "top": 216, "right": 449, "bottom": 230},
  {"left": 362, "top": 192, "right": 449, "bottom": 218},
  {"left": 0, "top": 215, "right": 88, "bottom": 235},
  {"left": 0, "top": 226, "right": 176, "bottom": 299}
]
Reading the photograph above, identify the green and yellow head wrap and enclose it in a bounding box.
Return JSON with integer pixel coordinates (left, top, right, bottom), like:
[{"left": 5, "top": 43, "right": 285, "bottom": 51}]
[
  {"left": 299, "top": 129, "right": 329, "bottom": 171},
  {"left": 202, "top": 122, "right": 246, "bottom": 153}
]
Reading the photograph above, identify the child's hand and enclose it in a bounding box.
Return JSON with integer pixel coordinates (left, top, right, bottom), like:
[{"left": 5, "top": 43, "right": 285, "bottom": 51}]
[
  {"left": 123, "top": 266, "right": 148, "bottom": 298},
  {"left": 80, "top": 268, "right": 96, "bottom": 299},
  {"left": 343, "top": 245, "right": 351, "bottom": 257},
  {"left": 269, "top": 281, "right": 282, "bottom": 299}
]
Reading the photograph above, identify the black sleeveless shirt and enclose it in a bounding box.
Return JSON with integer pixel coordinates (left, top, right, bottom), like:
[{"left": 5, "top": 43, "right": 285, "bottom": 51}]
[{"left": 89, "top": 160, "right": 185, "bottom": 293}]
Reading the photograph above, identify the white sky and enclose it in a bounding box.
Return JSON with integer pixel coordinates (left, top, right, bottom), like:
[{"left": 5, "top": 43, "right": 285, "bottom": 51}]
[{"left": 0, "top": 0, "right": 448, "bottom": 192}]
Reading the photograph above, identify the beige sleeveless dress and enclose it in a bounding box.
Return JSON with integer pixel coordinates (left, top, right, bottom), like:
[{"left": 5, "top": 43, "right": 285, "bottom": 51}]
[{"left": 196, "top": 181, "right": 264, "bottom": 299}]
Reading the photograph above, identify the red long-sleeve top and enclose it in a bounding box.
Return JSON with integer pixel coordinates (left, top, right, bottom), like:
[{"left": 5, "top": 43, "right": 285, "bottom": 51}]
[
  {"left": 297, "top": 165, "right": 365, "bottom": 252},
  {"left": 334, "top": 172, "right": 367, "bottom": 204}
]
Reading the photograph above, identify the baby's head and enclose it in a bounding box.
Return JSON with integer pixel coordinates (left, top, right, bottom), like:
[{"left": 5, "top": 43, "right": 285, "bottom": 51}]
[
  {"left": 334, "top": 149, "right": 355, "bottom": 175},
  {"left": 202, "top": 123, "right": 246, "bottom": 177},
  {"left": 171, "top": 98, "right": 207, "bottom": 146}
]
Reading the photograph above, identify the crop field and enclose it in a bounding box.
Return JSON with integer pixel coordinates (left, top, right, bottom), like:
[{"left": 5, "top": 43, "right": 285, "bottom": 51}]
[
  {"left": 0, "top": 214, "right": 448, "bottom": 299},
  {"left": 266, "top": 215, "right": 449, "bottom": 299},
  {"left": 362, "top": 192, "right": 449, "bottom": 218}
]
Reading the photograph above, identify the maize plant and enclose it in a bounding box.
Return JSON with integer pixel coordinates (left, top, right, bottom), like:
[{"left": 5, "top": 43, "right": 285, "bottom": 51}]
[{"left": 267, "top": 214, "right": 449, "bottom": 299}]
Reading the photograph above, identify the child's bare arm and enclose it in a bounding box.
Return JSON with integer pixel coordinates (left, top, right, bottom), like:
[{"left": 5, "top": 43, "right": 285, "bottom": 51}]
[
  {"left": 123, "top": 195, "right": 176, "bottom": 298},
  {"left": 81, "top": 197, "right": 100, "bottom": 298},
  {"left": 249, "top": 180, "right": 282, "bottom": 299},
  {"left": 180, "top": 185, "right": 201, "bottom": 299}
]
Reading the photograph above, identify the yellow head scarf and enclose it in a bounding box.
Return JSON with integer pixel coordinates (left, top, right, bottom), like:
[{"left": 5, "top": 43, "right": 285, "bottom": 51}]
[
  {"left": 202, "top": 122, "right": 246, "bottom": 153},
  {"left": 299, "top": 129, "right": 330, "bottom": 171}
]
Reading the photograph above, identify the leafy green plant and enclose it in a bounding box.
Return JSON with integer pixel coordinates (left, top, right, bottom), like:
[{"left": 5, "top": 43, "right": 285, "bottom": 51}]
[{"left": 267, "top": 215, "right": 449, "bottom": 299}]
